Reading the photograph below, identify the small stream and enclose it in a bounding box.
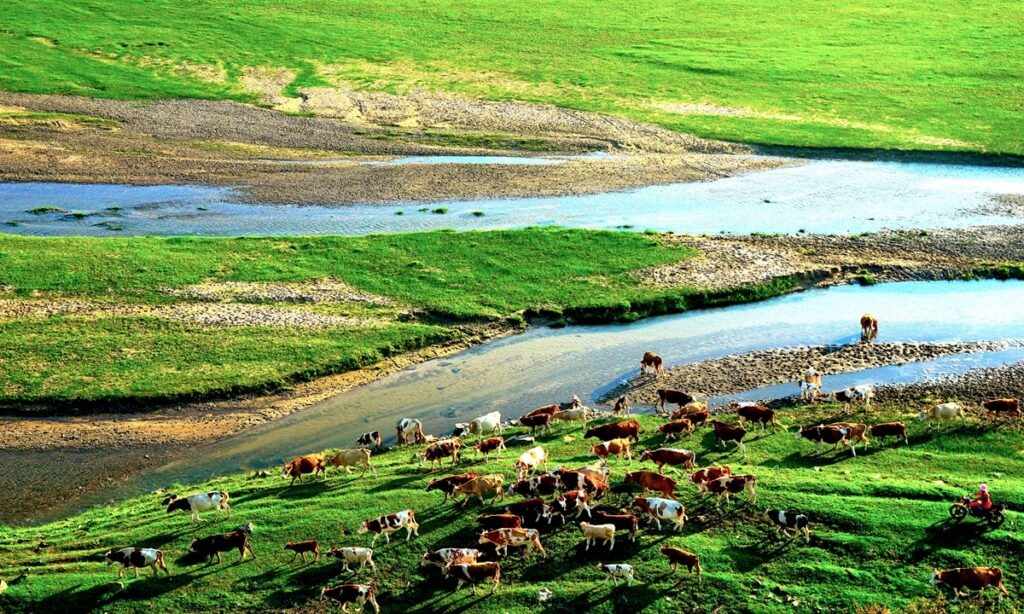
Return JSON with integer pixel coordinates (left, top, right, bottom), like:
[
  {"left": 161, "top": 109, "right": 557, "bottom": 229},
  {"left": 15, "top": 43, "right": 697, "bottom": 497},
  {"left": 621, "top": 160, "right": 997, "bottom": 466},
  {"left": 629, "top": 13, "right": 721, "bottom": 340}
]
[
  {"left": 2, "top": 159, "right": 1023, "bottom": 236},
  {"left": 30, "top": 279, "right": 1023, "bottom": 523}
]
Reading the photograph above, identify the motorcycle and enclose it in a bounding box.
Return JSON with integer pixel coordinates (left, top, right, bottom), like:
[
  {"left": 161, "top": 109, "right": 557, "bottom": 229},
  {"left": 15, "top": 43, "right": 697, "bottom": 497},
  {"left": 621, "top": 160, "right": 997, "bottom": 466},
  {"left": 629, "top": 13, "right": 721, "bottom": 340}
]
[{"left": 949, "top": 495, "right": 1006, "bottom": 529}]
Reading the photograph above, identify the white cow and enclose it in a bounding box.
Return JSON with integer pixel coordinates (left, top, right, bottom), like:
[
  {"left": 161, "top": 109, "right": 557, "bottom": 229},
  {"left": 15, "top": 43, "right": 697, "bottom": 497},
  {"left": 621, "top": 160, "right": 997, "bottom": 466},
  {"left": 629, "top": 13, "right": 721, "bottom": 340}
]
[
  {"left": 597, "top": 563, "right": 634, "bottom": 586},
  {"left": 163, "top": 491, "right": 230, "bottom": 522},
  {"left": 467, "top": 411, "right": 502, "bottom": 440},
  {"left": 515, "top": 446, "right": 548, "bottom": 480},
  {"left": 358, "top": 510, "right": 420, "bottom": 545},
  {"left": 919, "top": 402, "right": 966, "bottom": 427},
  {"left": 830, "top": 384, "right": 874, "bottom": 413},
  {"left": 421, "top": 548, "right": 482, "bottom": 571},
  {"left": 396, "top": 418, "right": 426, "bottom": 445},
  {"left": 580, "top": 522, "right": 616, "bottom": 551},
  {"left": 326, "top": 547, "right": 376, "bottom": 573},
  {"left": 552, "top": 407, "right": 589, "bottom": 428}
]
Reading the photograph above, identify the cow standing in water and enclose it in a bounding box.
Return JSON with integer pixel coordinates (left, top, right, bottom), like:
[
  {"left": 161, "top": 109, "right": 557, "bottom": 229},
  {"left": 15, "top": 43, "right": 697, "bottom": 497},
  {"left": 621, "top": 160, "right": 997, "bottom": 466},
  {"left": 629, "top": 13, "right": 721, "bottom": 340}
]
[
  {"left": 860, "top": 314, "right": 878, "bottom": 342},
  {"left": 640, "top": 352, "right": 664, "bottom": 377}
]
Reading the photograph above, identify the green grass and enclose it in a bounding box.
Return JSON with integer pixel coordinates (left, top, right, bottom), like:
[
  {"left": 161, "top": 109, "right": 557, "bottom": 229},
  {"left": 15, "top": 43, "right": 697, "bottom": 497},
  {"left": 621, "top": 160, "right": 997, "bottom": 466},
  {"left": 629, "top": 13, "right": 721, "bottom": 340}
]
[
  {"left": 1, "top": 0, "right": 1022, "bottom": 155},
  {"left": 1, "top": 409, "right": 1021, "bottom": 613}
]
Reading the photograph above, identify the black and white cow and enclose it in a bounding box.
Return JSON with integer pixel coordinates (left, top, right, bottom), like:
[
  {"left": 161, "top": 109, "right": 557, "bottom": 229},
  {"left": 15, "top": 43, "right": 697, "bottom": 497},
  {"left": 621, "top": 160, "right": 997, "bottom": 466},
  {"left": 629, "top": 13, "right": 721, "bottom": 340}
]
[{"left": 763, "top": 509, "right": 810, "bottom": 542}]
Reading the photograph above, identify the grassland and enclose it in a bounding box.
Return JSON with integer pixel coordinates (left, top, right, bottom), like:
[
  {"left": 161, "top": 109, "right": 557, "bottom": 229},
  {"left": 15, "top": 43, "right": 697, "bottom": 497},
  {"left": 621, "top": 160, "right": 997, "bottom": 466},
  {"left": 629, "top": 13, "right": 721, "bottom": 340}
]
[
  {"left": 2, "top": 0, "right": 1022, "bottom": 155},
  {"left": 0, "top": 229, "right": 805, "bottom": 409},
  {"left": 0, "top": 409, "right": 1020, "bottom": 613}
]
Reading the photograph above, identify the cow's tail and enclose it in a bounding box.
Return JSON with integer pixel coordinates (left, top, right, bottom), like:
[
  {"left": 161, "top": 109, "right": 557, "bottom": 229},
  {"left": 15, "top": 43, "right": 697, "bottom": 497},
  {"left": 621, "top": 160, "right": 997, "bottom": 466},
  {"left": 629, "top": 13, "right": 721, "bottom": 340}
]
[
  {"left": 219, "top": 491, "right": 230, "bottom": 504},
  {"left": 493, "top": 564, "right": 501, "bottom": 585},
  {"left": 156, "top": 550, "right": 169, "bottom": 573},
  {"left": 408, "top": 510, "right": 419, "bottom": 528}
]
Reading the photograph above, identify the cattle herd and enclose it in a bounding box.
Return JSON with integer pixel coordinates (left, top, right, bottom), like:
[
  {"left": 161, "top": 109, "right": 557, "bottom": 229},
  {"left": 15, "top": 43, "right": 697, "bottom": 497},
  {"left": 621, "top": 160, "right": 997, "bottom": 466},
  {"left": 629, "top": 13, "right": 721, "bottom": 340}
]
[{"left": 101, "top": 322, "right": 1021, "bottom": 611}]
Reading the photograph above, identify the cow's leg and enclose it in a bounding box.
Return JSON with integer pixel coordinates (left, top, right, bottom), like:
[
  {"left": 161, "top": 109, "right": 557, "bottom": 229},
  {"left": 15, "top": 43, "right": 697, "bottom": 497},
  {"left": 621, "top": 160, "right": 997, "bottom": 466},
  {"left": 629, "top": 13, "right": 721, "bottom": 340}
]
[
  {"left": 118, "top": 566, "right": 125, "bottom": 578},
  {"left": 150, "top": 563, "right": 159, "bottom": 577},
  {"left": 609, "top": 535, "right": 615, "bottom": 550},
  {"left": 133, "top": 566, "right": 140, "bottom": 578},
  {"left": 291, "top": 551, "right": 298, "bottom": 563},
  {"left": 585, "top": 537, "right": 591, "bottom": 551}
]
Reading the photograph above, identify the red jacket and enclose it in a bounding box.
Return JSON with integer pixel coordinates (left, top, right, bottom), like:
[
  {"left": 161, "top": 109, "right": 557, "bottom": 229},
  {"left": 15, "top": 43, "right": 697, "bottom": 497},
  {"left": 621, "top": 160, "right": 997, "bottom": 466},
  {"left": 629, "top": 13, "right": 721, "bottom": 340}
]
[{"left": 969, "top": 491, "right": 991, "bottom": 510}]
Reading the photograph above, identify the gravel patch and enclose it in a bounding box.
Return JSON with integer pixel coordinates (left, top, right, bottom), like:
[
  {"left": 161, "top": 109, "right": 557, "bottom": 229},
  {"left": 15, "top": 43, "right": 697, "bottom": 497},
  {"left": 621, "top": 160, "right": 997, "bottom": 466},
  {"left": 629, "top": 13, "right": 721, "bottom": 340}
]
[{"left": 164, "top": 279, "right": 391, "bottom": 304}]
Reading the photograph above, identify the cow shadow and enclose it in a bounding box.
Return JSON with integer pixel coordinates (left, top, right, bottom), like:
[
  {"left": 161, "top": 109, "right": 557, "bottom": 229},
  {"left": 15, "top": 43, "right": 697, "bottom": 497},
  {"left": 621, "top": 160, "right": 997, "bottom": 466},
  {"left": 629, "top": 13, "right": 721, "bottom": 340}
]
[
  {"left": 364, "top": 473, "right": 426, "bottom": 493},
  {"left": 908, "top": 520, "right": 992, "bottom": 563}
]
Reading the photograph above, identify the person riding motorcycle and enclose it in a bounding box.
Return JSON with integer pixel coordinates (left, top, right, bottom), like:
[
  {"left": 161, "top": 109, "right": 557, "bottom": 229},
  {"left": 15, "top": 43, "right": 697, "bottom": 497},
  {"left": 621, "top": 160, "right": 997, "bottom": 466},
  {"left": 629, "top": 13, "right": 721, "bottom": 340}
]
[{"left": 968, "top": 484, "right": 992, "bottom": 515}]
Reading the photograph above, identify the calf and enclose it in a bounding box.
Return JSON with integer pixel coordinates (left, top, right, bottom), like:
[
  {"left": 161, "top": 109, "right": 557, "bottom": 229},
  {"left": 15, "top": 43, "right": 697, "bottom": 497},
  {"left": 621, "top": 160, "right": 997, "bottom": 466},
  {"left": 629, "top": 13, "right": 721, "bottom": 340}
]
[
  {"left": 671, "top": 407, "right": 709, "bottom": 427},
  {"left": 477, "top": 514, "right": 522, "bottom": 530},
  {"left": 479, "top": 528, "right": 546, "bottom": 558},
  {"left": 612, "top": 395, "right": 631, "bottom": 416},
  {"left": 284, "top": 540, "right": 320, "bottom": 563},
  {"left": 358, "top": 510, "right": 419, "bottom": 545},
  {"left": 860, "top": 313, "right": 878, "bottom": 342},
  {"left": 474, "top": 437, "right": 506, "bottom": 461},
  {"left": 707, "top": 474, "right": 758, "bottom": 506},
  {"left": 690, "top": 465, "right": 731, "bottom": 495},
  {"left": 503, "top": 498, "right": 546, "bottom": 525},
  {"left": 592, "top": 511, "right": 639, "bottom": 542},
  {"left": 799, "top": 368, "right": 822, "bottom": 400},
  {"left": 763, "top": 509, "right": 811, "bottom": 542},
  {"left": 190, "top": 530, "right": 255, "bottom": 564},
  {"left": 585, "top": 420, "right": 641, "bottom": 443},
  {"left": 735, "top": 404, "right": 780, "bottom": 432},
  {"left": 356, "top": 431, "right": 382, "bottom": 449},
  {"left": 830, "top": 385, "right": 874, "bottom": 413},
  {"left": 624, "top": 470, "right": 676, "bottom": 499},
  {"left": 641, "top": 351, "right": 665, "bottom": 377},
  {"left": 661, "top": 546, "right": 701, "bottom": 578},
  {"left": 579, "top": 522, "right": 616, "bottom": 551},
  {"left": 321, "top": 584, "right": 380, "bottom": 614},
  {"left": 104, "top": 547, "right": 169, "bottom": 578},
  {"left": 164, "top": 491, "right": 231, "bottom": 522},
  {"left": 282, "top": 455, "right": 326, "bottom": 485},
  {"left": 544, "top": 490, "right": 592, "bottom": 524},
  {"left": 657, "top": 388, "right": 694, "bottom": 414},
  {"left": 931, "top": 567, "right": 1008, "bottom": 603},
  {"left": 518, "top": 412, "right": 552, "bottom": 435},
  {"left": 514, "top": 446, "right": 548, "bottom": 480},
  {"left": 597, "top": 563, "right": 634, "bottom": 586},
  {"left": 328, "top": 449, "right": 377, "bottom": 478},
  {"left": 453, "top": 474, "right": 505, "bottom": 507},
  {"left": 591, "top": 438, "right": 632, "bottom": 462},
  {"left": 419, "top": 439, "right": 462, "bottom": 470},
  {"left": 709, "top": 420, "right": 747, "bottom": 457},
  {"left": 396, "top": 418, "right": 426, "bottom": 445},
  {"left": 506, "top": 474, "right": 560, "bottom": 498},
  {"left": 658, "top": 419, "right": 693, "bottom": 441},
  {"left": 983, "top": 398, "right": 1021, "bottom": 418},
  {"left": 325, "top": 547, "right": 376, "bottom": 573},
  {"left": 919, "top": 402, "right": 966, "bottom": 428},
  {"left": 640, "top": 448, "right": 696, "bottom": 472},
  {"left": 448, "top": 562, "right": 501, "bottom": 595},
  {"left": 426, "top": 472, "right": 479, "bottom": 503},
  {"left": 870, "top": 421, "right": 908, "bottom": 446},
  {"left": 420, "top": 548, "right": 480, "bottom": 570},
  {"left": 794, "top": 424, "right": 853, "bottom": 456},
  {"left": 631, "top": 497, "right": 687, "bottom": 531}
]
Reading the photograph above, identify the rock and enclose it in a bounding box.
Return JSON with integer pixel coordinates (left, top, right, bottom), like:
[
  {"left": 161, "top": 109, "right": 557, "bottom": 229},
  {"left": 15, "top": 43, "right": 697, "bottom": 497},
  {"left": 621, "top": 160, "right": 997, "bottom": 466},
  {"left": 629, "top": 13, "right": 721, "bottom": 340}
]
[
  {"left": 0, "top": 578, "right": 7, "bottom": 595},
  {"left": 538, "top": 587, "right": 553, "bottom": 602},
  {"left": 505, "top": 435, "right": 536, "bottom": 447}
]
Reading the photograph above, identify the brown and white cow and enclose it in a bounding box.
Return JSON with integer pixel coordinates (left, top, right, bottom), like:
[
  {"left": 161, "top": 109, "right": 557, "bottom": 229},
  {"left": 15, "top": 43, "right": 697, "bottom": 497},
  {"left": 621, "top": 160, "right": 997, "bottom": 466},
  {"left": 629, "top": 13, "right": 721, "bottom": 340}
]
[
  {"left": 420, "top": 548, "right": 481, "bottom": 570},
  {"left": 544, "top": 490, "right": 592, "bottom": 524},
  {"left": 706, "top": 474, "right": 758, "bottom": 506},
  {"left": 735, "top": 404, "right": 781, "bottom": 432},
  {"left": 328, "top": 449, "right": 377, "bottom": 478},
  {"left": 420, "top": 439, "right": 462, "bottom": 471},
  {"left": 829, "top": 421, "right": 870, "bottom": 452},
  {"left": 550, "top": 470, "right": 608, "bottom": 499},
  {"left": 358, "top": 510, "right": 419, "bottom": 545},
  {"left": 453, "top": 474, "right": 505, "bottom": 507},
  {"left": 640, "top": 448, "right": 697, "bottom": 472},
  {"left": 396, "top": 418, "right": 426, "bottom": 445},
  {"left": 624, "top": 470, "right": 677, "bottom": 499},
  {"left": 983, "top": 398, "right": 1022, "bottom": 419},
  {"left": 585, "top": 420, "right": 641, "bottom": 443},
  {"left": 657, "top": 389, "right": 694, "bottom": 414},
  {"left": 506, "top": 474, "right": 560, "bottom": 498},
  {"left": 641, "top": 351, "right": 665, "bottom": 377},
  {"left": 479, "top": 528, "right": 546, "bottom": 558},
  {"left": 474, "top": 437, "right": 506, "bottom": 461},
  {"left": 514, "top": 446, "right": 548, "bottom": 480},
  {"left": 592, "top": 511, "right": 639, "bottom": 542},
  {"left": 325, "top": 547, "right": 376, "bottom": 573},
  {"left": 476, "top": 514, "right": 523, "bottom": 530},
  {"left": 321, "top": 584, "right": 380, "bottom": 614},
  {"left": 860, "top": 313, "right": 879, "bottom": 342},
  {"left": 794, "top": 424, "right": 853, "bottom": 456},
  {"left": 591, "top": 438, "right": 631, "bottom": 462},
  {"left": 448, "top": 561, "right": 501, "bottom": 595},
  {"left": 931, "top": 567, "right": 1008, "bottom": 602},
  {"left": 284, "top": 540, "right": 320, "bottom": 563},
  {"left": 503, "top": 498, "right": 546, "bottom": 525},
  {"left": 870, "top": 422, "right": 908, "bottom": 446},
  {"left": 612, "top": 395, "right": 632, "bottom": 416},
  {"left": 631, "top": 497, "right": 687, "bottom": 531},
  {"left": 709, "top": 420, "right": 748, "bottom": 457},
  {"left": 104, "top": 547, "right": 169, "bottom": 578},
  {"left": 190, "top": 530, "right": 256, "bottom": 564},
  {"left": 659, "top": 419, "right": 693, "bottom": 441},
  {"left": 690, "top": 465, "right": 732, "bottom": 495},
  {"left": 661, "top": 546, "right": 702, "bottom": 578},
  {"left": 282, "top": 455, "right": 326, "bottom": 485},
  {"left": 426, "top": 472, "right": 479, "bottom": 503},
  {"left": 164, "top": 491, "right": 231, "bottom": 522},
  {"left": 799, "top": 368, "right": 822, "bottom": 400}
]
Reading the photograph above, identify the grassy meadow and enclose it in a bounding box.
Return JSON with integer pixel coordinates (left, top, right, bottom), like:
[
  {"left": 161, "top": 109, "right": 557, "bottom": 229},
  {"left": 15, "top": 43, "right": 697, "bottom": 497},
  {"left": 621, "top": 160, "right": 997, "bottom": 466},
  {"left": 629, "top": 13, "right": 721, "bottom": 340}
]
[
  {"left": 1, "top": 0, "right": 1022, "bottom": 155},
  {"left": 0, "top": 409, "right": 1021, "bottom": 612},
  {"left": 0, "top": 229, "right": 802, "bottom": 409}
]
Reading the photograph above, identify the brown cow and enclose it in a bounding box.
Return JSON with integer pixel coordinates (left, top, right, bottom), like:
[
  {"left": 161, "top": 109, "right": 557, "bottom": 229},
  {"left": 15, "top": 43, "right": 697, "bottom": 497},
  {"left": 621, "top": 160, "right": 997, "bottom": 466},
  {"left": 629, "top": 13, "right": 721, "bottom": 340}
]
[
  {"left": 524, "top": 404, "right": 560, "bottom": 418},
  {"left": 321, "top": 584, "right": 380, "bottom": 613},
  {"left": 690, "top": 465, "right": 731, "bottom": 494},
  {"left": 658, "top": 419, "right": 693, "bottom": 441},
  {"left": 661, "top": 546, "right": 702, "bottom": 578},
  {"left": 419, "top": 439, "right": 462, "bottom": 471},
  {"left": 735, "top": 404, "right": 781, "bottom": 432},
  {"left": 426, "top": 472, "right": 479, "bottom": 503},
  {"left": 983, "top": 398, "right": 1022, "bottom": 419},
  {"left": 585, "top": 420, "right": 640, "bottom": 443},
  {"left": 657, "top": 389, "right": 694, "bottom": 414},
  {"left": 931, "top": 567, "right": 1008, "bottom": 602},
  {"left": 640, "top": 448, "right": 696, "bottom": 472},
  {"left": 448, "top": 561, "right": 501, "bottom": 595},
  {"left": 504, "top": 498, "right": 546, "bottom": 525},
  {"left": 284, "top": 540, "right": 320, "bottom": 563},
  {"left": 282, "top": 455, "right": 326, "bottom": 485},
  {"left": 624, "top": 470, "right": 676, "bottom": 499},
  {"left": 518, "top": 412, "right": 553, "bottom": 435},
  {"left": 869, "top": 422, "right": 908, "bottom": 445},
  {"left": 453, "top": 474, "right": 505, "bottom": 507},
  {"left": 860, "top": 313, "right": 878, "bottom": 342},
  {"left": 592, "top": 511, "right": 639, "bottom": 542},
  {"left": 641, "top": 351, "right": 664, "bottom": 377},
  {"left": 709, "top": 420, "right": 747, "bottom": 457},
  {"left": 671, "top": 408, "right": 709, "bottom": 427},
  {"left": 612, "top": 395, "right": 631, "bottom": 416},
  {"left": 591, "top": 438, "right": 632, "bottom": 462},
  {"left": 476, "top": 514, "right": 522, "bottom": 530},
  {"left": 474, "top": 437, "right": 506, "bottom": 461}
]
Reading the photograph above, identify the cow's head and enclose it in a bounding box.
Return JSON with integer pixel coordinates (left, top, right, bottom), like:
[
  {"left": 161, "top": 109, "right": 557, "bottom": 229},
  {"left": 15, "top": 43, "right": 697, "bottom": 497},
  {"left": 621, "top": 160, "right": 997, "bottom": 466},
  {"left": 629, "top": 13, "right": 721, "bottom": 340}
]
[
  {"left": 189, "top": 538, "right": 199, "bottom": 552},
  {"left": 357, "top": 521, "right": 370, "bottom": 535},
  {"left": 930, "top": 569, "right": 941, "bottom": 586},
  {"left": 161, "top": 494, "right": 177, "bottom": 506},
  {"left": 166, "top": 497, "right": 188, "bottom": 514},
  {"left": 103, "top": 550, "right": 118, "bottom": 565},
  {"left": 281, "top": 463, "right": 291, "bottom": 479}
]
